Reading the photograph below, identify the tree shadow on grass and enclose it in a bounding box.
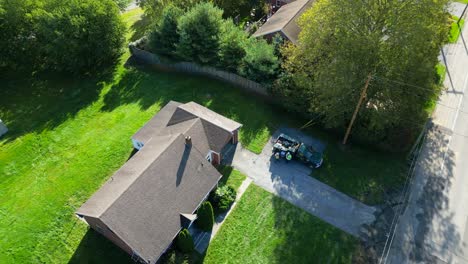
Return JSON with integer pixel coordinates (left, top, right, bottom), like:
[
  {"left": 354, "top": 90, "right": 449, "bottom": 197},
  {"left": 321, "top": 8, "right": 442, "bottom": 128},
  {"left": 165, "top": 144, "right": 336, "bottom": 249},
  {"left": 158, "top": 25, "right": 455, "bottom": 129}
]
[
  {"left": 130, "top": 14, "right": 151, "bottom": 42},
  {"left": 270, "top": 193, "right": 360, "bottom": 264},
  {"left": 0, "top": 70, "right": 114, "bottom": 144},
  {"left": 68, "top": 229, "right": 132, "bottom": 264},
  {"left": 101, "top": 62, "right": 290, "bottom": 149}
]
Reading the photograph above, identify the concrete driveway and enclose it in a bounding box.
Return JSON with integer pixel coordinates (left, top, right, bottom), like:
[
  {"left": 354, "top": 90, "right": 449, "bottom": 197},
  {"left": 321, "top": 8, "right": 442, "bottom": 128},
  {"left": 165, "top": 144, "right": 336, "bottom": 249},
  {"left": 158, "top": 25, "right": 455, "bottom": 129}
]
[{"left": 224, "top": 128, "right": 377, "bottom": 239}]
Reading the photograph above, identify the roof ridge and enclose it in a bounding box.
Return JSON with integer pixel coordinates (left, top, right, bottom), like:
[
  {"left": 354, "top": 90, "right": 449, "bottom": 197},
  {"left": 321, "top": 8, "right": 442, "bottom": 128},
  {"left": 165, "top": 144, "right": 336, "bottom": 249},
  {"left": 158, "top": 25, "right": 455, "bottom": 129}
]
[
  {"left": 282, "top": 0, "right": 310, "bottom": 31},
  {"left": 187, "top": 118, "right": 212, "bottom": 154},
  {"left": 99, "top": 134, "right": 182, "bottom": 218}
]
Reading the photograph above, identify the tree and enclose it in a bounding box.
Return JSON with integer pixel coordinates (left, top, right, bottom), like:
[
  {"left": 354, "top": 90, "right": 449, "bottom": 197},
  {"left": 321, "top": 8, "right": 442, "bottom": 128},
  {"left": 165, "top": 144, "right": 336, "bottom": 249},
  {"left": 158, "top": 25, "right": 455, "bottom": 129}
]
[
  {"left": 138, "top": 0, "right": 202, "bottom": 23},
  {"left": 113, "top": 0, "right": 131, "bottom": 11},
  {"left": 175, "top": 228, "right": 194, "bottom": 253},
  {"left": 0, "top": 0, "right": 126, "bottom": 74},
  {"left": 0, "top": 0, "right": 40, "bottom": 72},
  {"left": 148, "top": 5, "right": 183, "bottom": 56},
  {"left": 240, "top": 38, "right": 279, "bottom": 84},
  {"left": 176, "top": 2, "right": 224, "bottom": 65},
  {"left": 218, "top": 20, "right": 247, "bottom": 71},
  {"left": 280, "top": 0, "right": 449, "bottom": 149},
  {"left": 213, "top": 0, "right": 267, "bottom": 19},
  {"left": 196, "top": 201, "right": 214, "bottom": 231}
]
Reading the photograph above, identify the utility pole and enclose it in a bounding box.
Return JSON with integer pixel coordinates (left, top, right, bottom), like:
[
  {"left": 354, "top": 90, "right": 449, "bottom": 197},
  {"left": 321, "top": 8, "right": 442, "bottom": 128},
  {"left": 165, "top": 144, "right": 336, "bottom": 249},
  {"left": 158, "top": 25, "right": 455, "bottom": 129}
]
[{"left": 342, "top": 73, "right": 372, "bottom": 145}]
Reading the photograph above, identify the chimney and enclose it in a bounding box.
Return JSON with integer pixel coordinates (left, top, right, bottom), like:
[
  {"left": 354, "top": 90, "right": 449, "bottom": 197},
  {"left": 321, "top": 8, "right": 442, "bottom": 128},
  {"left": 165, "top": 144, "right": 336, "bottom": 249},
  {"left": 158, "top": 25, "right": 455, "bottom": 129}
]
[{"left": 185, "top": 136, "right": 192, "bottom": 145}]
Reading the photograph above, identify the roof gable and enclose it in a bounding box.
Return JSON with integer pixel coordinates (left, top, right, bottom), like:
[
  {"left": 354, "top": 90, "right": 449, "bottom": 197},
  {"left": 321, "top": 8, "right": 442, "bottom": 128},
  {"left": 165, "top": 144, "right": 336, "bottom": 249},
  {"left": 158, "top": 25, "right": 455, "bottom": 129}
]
[
  {"left": 89, "top": 134, "right": 221, "bottom": 263},
  {"left": 253, "top": 0, "right": 314, "bottom": 43},
  {"left": 178, "top": 102, "right": 242, "bottom": 132}
]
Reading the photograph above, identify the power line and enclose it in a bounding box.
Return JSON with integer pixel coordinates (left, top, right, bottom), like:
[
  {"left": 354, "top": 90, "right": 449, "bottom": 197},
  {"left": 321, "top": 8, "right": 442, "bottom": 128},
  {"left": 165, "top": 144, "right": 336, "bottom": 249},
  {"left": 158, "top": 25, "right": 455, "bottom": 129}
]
[
  {"left": 371, "top": 75, "right": 438, "bottom": 93},
  {"left": 378, "top": 121, "right": 429, "bottom": 264}
]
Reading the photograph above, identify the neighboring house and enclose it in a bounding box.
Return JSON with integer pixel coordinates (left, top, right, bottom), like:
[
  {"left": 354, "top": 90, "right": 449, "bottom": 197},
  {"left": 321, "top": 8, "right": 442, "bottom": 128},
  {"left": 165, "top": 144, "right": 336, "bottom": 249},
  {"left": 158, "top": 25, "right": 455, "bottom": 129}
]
[
  {"left": 253, "top": 0, "right": 315, "bottom": 44},
  {"left": 76, "top": 101, "right": 242, "bottom": 264},
  {"left": 0, "top": 119, "right": 7, "bottom": 138}
]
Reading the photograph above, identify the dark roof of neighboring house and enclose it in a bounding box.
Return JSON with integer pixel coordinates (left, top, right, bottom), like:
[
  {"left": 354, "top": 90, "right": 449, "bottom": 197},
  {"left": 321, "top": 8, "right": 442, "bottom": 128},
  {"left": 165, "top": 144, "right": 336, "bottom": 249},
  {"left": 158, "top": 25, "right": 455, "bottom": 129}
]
[
  {"left": 133, "top": 101, "right": 242, "bottom": 153},
  {"left": 252, "top": 0, "right": 314, "bottom": 44},
  {"left": 76, "top": 101, "right": 243, "bottom": 264},
  {"left": 77, "top": 133, "right": 222, "bottom": 264}
]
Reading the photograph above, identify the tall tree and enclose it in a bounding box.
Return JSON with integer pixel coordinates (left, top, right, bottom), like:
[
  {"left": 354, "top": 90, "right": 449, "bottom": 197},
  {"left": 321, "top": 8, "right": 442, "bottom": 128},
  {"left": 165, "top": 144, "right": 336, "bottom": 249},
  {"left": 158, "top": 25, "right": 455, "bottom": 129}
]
[
  {"left": 280, "top": 0, "right": 449, "bottom": 148},
  {"left": 138, "top": 0, "right": 202, "bottom": 22},
  {"left": 0, "top": 0, "right": 126, "bottom": 74},
  {"left": 148, "top": 4, "right": 183, "bottom": 56},
  {"left": 176, "top": 2, "right": 224, "bottom": 65}
]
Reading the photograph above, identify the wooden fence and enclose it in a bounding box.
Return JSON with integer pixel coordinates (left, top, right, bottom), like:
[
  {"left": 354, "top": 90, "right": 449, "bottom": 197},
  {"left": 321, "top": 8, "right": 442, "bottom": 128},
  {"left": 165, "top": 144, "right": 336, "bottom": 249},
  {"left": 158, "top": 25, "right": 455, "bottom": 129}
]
[{"left": 128, "top": 39, "right": 271, "bottom": 99}]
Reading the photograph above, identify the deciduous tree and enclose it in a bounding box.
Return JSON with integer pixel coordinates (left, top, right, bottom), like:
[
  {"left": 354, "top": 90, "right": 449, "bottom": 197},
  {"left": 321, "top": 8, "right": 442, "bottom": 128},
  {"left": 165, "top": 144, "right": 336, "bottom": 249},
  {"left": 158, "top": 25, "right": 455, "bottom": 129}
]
[{"left": 280, "top": 0, "right": 449, "bottom": 148}]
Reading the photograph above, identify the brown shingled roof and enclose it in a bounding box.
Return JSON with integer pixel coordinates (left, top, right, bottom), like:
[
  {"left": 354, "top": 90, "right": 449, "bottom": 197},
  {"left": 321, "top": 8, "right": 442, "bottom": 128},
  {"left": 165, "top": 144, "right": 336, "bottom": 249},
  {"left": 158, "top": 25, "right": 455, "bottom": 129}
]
[
  {"left": 77, "top": 101, "right": 242, "bottom": 263},
  {"left": 77, "top": 134, "right": 221, "bottom": 263},
  {"left": 252, "top": 0, "right": 315, "bottom": 44}
]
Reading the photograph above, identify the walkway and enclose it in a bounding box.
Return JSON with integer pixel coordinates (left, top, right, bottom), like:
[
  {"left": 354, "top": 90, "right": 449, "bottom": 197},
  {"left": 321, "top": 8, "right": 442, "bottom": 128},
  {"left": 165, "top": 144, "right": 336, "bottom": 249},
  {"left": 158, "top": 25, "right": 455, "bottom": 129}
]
[
  {"left": 228, "top": 128, "right": 377, "bottom": 239},
  {"left": 191, "top": 178, "right": 252, "bottom": 253}
]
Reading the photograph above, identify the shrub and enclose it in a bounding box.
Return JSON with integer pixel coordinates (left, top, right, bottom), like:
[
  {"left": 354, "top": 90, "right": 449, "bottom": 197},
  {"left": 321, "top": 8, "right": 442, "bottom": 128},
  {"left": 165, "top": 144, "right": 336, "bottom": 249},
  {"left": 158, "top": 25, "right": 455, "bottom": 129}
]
[
  {"left": 196, "top": 201, "right": 214, "bottom": 231},
  {"left": 175, "top": 228, "right": 194, "bottom": 253},
  {"left": 148, "top": 5, "right": 183, "bottom": 56},
  {"left": 176, "top": 2, "right": 224, "bottom": 65},
  {"left": 210, "top": 185, "right": 236, "bottom": 212}
]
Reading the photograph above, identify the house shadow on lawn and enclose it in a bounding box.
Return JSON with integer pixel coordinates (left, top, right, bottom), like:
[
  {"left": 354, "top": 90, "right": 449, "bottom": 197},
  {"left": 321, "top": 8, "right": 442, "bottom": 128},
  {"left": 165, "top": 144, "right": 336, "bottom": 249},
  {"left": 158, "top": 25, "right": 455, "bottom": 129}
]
[
  {"left": 0, "top": 70, "right": 115, "bottom": 144},
  {"left": 68, "top": 229, "right": 132, "bottom": 264},
  {"left": 101, "top": 62, "right": 289, "bottom": 150}
]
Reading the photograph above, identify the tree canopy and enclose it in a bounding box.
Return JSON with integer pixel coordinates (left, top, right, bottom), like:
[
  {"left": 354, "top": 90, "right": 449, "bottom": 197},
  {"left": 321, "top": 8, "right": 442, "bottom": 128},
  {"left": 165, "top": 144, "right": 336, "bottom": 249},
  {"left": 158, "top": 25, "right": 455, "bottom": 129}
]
[
  {"left": 147, "top": 2, "right": 279, "bottom": 84},
  {"left": 148, "top": 4, "right": 183, "bottom": 56},
  {"left": 277, "top": 0, "right": 449, "bottom": 148},
  {"left": 0, "top": 0, "right": 126, "bottom": 75},
  {"left": 176, "top": 2, "right": 224, "bottom": 65}
]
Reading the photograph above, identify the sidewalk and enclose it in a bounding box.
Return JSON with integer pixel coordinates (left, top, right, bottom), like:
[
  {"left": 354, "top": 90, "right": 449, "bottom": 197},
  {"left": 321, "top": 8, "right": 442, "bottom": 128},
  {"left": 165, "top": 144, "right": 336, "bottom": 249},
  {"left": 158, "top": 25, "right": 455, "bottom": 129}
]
[{"left": 385, "top": 6, "right": 468, "bottom": 263}]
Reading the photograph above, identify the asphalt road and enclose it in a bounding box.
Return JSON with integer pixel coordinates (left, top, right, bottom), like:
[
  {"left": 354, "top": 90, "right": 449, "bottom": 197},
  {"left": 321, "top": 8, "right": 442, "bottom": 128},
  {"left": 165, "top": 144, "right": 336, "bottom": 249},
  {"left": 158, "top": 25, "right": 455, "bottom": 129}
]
[{"left": 385, "top": 7, "right": 468, "bottom": 264}]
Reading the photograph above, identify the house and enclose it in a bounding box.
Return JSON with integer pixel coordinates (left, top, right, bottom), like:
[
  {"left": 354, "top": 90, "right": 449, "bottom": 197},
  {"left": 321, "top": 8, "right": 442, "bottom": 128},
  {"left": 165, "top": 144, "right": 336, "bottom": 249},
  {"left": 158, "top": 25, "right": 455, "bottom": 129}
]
[
  {"left": 0, "top": 119, "right": 8, "bottom": 138},
  {"left": 253, "top": 0, "right": 315, "bottom": 44},
  {"left": 76, "top": 101, "right": 242, "bottom": 264}
]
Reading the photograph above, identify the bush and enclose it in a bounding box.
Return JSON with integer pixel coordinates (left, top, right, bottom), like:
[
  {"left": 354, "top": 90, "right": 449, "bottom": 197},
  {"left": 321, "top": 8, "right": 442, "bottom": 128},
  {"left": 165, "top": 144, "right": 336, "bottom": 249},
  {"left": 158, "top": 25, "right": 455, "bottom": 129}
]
[
  {"left": 176, "top": 2, "right": 224, "bottom": 65},
  {"left": 196, "top": 201, "right": 214, "bottom": 231},
  {"left": 210, "top": 185, "right": 236, "bottom": 212},
  {"left": 148, "top": 5, "right": 183, "bottom": 56},
  {"left": 0, "top": 0, "right": 126, "bottom": 74},
  {"left": 175, "top": 228, "right": 194, "bottom": 253}
]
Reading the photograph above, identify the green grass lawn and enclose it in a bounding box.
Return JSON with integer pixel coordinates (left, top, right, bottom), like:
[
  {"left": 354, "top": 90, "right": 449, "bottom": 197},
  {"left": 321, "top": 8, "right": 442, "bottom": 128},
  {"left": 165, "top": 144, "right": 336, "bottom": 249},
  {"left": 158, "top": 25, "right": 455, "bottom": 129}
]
[
  {"left": 313, "top": 142, "right": 406, "bottom": 205},
  {"left": 0, "top": 7, "right": 407, "bottom": 263},
  {"left": 217, "top": 166, "right": 247, "bottom": 191},
  {"left": 449, "top": 15, "right": 465, "bottom": 43},
  {"left": 203, "top": 184, "right": 359, "bottom": 264}
]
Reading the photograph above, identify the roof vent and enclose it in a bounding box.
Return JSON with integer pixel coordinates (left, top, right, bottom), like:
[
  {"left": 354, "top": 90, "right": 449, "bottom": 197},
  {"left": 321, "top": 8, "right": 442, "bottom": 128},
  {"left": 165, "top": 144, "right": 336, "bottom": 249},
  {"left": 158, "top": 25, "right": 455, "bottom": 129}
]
[{"left": 185, "top": 136, "right": 192, "bottom": 145}]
